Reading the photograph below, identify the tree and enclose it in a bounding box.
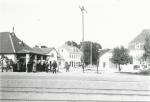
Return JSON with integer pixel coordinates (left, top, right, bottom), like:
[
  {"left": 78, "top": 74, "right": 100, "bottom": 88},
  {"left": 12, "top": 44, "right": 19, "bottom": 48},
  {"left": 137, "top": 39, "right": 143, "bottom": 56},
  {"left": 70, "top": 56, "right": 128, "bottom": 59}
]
[
  {"left": 80, "top": 41, "right": 102, "bottom": 65},
  {"left": 65, "top": 41, "right": 102, "bottom": 66},
  {"left": 111, "top": 46, "right": 131, "bottom": 72},
  {"left": 65, "top": 41, "right": 79, "bottom": 48},
  {"left": 143, "top": 34, "right": 150, "bottom": 66}
]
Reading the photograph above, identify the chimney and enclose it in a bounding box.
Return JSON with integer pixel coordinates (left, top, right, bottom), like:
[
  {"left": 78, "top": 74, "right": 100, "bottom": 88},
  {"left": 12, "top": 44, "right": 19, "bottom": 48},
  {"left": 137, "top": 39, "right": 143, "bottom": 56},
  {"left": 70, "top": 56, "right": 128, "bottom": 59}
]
[
  {"left": 11, "top": 26, "right": 15, "bottom": 36},
  {"left": 12, "top": 26, "right": 14, "bottom": 33}
]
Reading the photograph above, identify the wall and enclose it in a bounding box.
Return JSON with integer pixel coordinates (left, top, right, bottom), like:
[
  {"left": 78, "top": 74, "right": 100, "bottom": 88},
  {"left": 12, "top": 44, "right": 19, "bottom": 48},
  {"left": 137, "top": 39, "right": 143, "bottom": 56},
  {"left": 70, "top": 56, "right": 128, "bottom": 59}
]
[
  {"left": 99, "top": 52, "right": 117, "bottom": 71},
  {"left": 0, "top": 54, "right": 16, "bottom": 61},
  {"left": 129, "top": 49, "right": 144, "bottom": 65},
  {"left": 48, "top": 49, "right": 58, "bottom": 62}
]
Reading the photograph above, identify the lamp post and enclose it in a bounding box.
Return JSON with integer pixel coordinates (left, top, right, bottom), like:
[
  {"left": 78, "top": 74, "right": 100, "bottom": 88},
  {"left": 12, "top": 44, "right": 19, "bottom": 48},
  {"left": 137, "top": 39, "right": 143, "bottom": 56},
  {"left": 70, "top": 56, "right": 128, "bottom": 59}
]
[{"left": 79, "top": 6, "right": 87, "bottom": 73}]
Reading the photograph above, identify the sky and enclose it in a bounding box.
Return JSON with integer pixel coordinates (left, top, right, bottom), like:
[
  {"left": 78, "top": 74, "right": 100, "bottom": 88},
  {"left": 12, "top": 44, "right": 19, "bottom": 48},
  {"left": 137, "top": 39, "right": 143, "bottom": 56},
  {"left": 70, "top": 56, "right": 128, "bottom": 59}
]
[{"left": 0, "top": 0, "right": 150, "bottom": 49}]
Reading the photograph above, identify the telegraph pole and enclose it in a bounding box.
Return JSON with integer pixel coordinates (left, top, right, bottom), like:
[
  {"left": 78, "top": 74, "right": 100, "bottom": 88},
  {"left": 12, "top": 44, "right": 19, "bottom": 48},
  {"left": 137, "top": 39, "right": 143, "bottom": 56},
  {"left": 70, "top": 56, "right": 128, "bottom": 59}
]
[{"left": 79, "top": 6, "right": 87, "bottom": 73}]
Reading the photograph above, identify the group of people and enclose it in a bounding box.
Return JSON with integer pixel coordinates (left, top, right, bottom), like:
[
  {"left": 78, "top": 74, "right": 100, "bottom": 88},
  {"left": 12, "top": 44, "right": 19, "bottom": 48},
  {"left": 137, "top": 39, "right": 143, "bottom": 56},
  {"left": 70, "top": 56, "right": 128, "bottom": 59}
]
[
  {"left": 31, "top": 60, "right": 70, "bottom": 73},
  {"left": 0, "top": 56, "right": 71, "bottom": 74},
  {"left": 28, "top": 60, "right": 58, "bottom": 73}
]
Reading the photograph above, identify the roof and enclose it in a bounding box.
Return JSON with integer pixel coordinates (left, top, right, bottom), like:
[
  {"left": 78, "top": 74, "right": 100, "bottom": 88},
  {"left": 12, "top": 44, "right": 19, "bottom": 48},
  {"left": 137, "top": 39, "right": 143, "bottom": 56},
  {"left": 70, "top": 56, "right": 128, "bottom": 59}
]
[
  {"left": 128, "top": 29, "right": 150, "bottom": 50},
  {"left": 0, "top": 32, "right": 45, "bottom": 55},
  {"left": 40, "top": 48, "right": 54, "bottom": 54},
  {"left": 0, "top": 32, "right": 14, "bottom": 53},
  {"left": 99, "top": 49, "right": 111, "bottom": 57},
  {"left": 129, "top": 29, "right": 150, "bottom": 44},
  {"left": 33, "top": 47, "right": 45, "bottom": 54},
  {"left": 33, "top": 47, "right": 56, "bottom": 55},
  {"left": 59, "top": 44, "right": 82, "bottom": 54}
]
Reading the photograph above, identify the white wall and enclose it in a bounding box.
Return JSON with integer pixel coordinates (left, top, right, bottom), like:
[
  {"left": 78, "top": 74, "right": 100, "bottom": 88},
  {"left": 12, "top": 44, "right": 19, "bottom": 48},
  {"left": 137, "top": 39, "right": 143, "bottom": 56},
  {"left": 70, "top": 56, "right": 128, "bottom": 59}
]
[
  {"left": 129, "top": 50, "right": 144, "bottom": 65},
  {"left": 99, "top": 52, "right": 112, "bottom": 70},
  {"left": 0, "top": 54, "right": 16, "bottom": 62},
  {"left": 99, "top": 51, "right": 117, "bottom": 71},
  {"left": 58, "top": 48, "right": 69, "bottom": 62},
  {"left": 48, "top": 49, "right": 58, "bottom": 62},
  {"left": 58, "top": 48, "right": 82, "bottom": 68}
]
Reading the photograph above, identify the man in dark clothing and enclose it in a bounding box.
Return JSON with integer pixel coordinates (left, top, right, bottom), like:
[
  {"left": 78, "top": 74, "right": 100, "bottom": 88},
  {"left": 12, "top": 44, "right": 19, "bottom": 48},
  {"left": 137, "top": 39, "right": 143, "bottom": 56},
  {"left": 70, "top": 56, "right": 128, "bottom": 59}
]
[
  {"left": 45, "top": 61, "right": 49, "bottom": 73},
  {"left": 52, "top": 60, "right": 57, "bottom": 74}
]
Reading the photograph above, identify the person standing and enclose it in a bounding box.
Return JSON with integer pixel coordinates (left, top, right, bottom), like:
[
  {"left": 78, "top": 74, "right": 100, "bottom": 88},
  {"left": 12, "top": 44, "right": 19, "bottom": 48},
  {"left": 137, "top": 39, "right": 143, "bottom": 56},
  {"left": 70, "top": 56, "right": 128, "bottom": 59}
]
[
  {"left": 45, "top": 60, "right": 49, "bottom": 73},
  {"left": 49, "top": 61, "right": 52, "bottom": 72},
  {"left": 65, "top": 62, "right": 70, "bottom": 72},
  {"left": 32, "top": 60, "right": 37, "bottom": 72},
  {"left": 52, "top": 60, "right": 57, "bottom": 74},
  {"left": 7, "top": 59, "right": 14, "bottom": 72},
  {"left": 2, "top": 57, "right": 8, "bottom": 72},
  {"left": 40, "top": 60, "right": 45, "bottom": 72}
]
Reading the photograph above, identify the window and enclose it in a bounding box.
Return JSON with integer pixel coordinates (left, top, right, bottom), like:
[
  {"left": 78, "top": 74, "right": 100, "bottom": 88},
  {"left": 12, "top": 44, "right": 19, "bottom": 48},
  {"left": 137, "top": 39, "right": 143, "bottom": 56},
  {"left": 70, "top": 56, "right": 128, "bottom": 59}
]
[{"left": 135, "top": 43, "right": 140, "bottom": 49}]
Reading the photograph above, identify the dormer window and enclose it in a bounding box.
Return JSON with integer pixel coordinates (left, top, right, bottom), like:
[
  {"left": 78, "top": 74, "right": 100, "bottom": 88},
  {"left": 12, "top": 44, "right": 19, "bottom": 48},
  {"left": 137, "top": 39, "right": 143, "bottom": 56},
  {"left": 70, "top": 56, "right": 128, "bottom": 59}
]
[{"left": 19, "top": 41, "right": 24, "bottom": 46}]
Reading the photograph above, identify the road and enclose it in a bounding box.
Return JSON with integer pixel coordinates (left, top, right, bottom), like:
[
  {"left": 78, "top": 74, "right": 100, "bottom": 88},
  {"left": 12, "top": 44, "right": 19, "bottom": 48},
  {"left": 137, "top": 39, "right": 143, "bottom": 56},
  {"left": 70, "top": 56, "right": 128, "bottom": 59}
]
[{"left": 0, "top": 69, "right": 150, "bottom": 102}]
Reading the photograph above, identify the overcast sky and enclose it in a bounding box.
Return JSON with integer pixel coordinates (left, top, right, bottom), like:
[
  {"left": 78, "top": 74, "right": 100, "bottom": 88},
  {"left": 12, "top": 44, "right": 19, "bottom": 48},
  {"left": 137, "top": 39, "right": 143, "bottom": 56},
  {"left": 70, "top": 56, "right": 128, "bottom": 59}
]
[{"left": 0, "top": 0, "right": 150, "bottom": 49}]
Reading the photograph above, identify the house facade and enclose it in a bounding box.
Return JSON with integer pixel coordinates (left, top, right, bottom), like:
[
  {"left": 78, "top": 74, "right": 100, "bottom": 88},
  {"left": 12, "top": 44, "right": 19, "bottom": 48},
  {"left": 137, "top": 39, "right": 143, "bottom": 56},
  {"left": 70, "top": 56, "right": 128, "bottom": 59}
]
[
  {"left": 33, "top": 47, "right": 59, "bottom": 64},
  {"left": 128, "top": 29, "right": 150, "bottom": 66},
  {"left": 33, "top": 47, "right": 57, "bottom": 61},
  {"left": 58, "top": 44, "right": 82, "bottom": 68},
  {"left": 99, "top": 49, "right": 117, "bottom": 71},
  {"left": 33, "top": 46, "right": 66, "bottom": 69}
]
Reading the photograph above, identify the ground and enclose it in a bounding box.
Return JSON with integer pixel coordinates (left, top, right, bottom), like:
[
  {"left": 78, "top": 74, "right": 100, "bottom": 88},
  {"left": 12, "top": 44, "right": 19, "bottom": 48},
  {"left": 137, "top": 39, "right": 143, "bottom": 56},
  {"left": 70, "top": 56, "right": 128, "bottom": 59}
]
[{"left": 0, "top": 68, "right": 150, "bottom": 102}]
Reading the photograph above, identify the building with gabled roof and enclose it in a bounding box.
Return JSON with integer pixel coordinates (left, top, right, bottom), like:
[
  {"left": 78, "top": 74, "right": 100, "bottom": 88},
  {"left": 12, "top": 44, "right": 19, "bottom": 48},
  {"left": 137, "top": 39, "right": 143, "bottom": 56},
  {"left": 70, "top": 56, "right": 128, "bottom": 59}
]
[
  {"left": 0, "top": 31, "right": 47, "bottom": 72},
  {"left": 128, "top": 29, "right": 150, "bottom": 66},
  {"left": 33, "top": 46, "right": 66, "bottom": 69},
  {"left": 99, "top": 49, "right": 117, "bottom": 71},
  {"left": 33, "top": 47, "right": 58, "bottom": 62},
  {"left": 58, "top": 44, "right": 82, "bottom": 68},
  {"left": 128, "top": 29, "right": 150, "bottom": 50}
]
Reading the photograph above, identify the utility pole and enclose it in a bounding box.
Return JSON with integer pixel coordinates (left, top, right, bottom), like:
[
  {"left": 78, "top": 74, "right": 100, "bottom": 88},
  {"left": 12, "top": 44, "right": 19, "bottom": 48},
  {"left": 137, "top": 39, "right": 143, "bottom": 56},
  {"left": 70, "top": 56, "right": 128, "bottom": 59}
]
[{"left": 79, "top": 6, "right": 87, "bottom": 73}]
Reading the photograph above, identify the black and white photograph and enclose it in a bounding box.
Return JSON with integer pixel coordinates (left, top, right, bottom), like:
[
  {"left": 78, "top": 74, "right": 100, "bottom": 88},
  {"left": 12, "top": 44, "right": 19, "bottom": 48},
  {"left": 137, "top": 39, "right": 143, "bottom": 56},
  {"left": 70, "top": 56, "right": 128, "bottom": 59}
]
[{"left": 0, "top": 0, "right": 150, "bottom": 101}]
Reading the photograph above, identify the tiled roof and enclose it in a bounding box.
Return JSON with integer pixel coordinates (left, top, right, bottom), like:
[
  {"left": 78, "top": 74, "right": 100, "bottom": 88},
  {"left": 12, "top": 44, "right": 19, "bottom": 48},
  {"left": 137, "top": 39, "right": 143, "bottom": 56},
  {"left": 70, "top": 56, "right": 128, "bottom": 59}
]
[{"left": 0, "top": 32, "right": 44, "bottom": 55}]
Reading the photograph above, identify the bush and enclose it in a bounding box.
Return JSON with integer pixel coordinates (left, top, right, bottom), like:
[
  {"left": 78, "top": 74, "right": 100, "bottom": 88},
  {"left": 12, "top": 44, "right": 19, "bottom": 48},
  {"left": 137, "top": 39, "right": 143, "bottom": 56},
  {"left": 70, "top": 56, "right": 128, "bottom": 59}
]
[{"left": 139, "top": 68, "right": 150, "bottom": 75}]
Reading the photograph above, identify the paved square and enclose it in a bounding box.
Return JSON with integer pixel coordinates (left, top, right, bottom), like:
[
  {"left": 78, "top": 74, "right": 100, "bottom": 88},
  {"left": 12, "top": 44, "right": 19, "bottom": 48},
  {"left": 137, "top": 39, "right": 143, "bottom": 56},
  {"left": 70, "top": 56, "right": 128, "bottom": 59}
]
[{"left": 0, "top": 69, "right": 150, "bottom": 102}]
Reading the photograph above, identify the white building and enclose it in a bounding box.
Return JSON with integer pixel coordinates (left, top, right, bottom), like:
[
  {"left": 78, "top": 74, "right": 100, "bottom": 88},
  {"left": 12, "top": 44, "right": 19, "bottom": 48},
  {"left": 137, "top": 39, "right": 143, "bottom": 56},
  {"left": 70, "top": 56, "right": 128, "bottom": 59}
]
[
  {"left": 99, "top": 49, "right": 117, "bottom": 71},
  {"left": 98, "top": 30, "right": 150, "bottom": 72},
  {"left": 128, "top": 29, "right": 150, "bottom": 66},
  {"left": 33, "top": 46, "right": 65, "bottom": 69},
  {"left": 58, "top": 44, "right": 82, "bottom": 68},
  {"left": 33, "top": 47, "right": 58, "bottom": 62}
]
